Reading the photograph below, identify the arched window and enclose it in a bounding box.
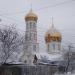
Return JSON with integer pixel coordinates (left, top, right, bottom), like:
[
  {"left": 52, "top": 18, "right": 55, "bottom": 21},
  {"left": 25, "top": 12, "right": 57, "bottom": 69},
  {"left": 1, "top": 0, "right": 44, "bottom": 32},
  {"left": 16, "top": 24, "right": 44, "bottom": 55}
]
[
  {"left": 53, "top": 43, "right": 55, "bottom": 50},
  {"left": 58, "top": 44, "right": 60, "bottom": 50},
  {"left": 33, "top": 45, "right": 36, "bottom": 51}
]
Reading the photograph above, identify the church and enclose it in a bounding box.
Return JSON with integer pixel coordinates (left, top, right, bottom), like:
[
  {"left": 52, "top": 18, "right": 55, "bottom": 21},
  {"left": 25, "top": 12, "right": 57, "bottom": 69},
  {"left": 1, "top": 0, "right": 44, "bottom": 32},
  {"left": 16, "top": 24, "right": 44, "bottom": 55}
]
[{"left": 21, "top": 9, "right": 64, "bottom": 66}]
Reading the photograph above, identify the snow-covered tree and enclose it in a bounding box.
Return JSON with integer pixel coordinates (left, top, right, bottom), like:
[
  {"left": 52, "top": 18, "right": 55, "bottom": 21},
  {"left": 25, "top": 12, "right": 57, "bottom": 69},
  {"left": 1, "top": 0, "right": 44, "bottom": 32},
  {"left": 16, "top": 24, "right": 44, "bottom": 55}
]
[{"left": 0, "top": 26, "right": 23, "bottom": 64}]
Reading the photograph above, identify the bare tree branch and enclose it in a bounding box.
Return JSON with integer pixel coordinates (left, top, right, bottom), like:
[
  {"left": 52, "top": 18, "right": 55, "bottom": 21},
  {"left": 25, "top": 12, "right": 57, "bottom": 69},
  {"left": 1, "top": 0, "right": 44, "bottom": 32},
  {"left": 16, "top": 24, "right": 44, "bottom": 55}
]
[{"left": 0, "top": 25, "right": 23, "bottom": 65}]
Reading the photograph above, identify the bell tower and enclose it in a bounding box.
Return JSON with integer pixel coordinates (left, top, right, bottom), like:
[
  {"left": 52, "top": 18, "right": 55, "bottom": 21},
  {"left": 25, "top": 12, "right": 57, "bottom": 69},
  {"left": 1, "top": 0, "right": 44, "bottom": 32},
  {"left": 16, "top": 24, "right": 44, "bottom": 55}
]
[{"left": 23, "top": 9, "right": 39, "bottom": 65}]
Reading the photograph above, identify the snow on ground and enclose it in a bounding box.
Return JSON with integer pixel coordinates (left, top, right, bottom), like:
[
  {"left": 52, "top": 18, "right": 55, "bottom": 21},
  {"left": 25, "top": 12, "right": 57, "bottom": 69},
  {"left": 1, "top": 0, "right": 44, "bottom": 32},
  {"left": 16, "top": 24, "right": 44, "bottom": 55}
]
[{"left": 54, "top": 72, "right": 75, "bottom": 75}]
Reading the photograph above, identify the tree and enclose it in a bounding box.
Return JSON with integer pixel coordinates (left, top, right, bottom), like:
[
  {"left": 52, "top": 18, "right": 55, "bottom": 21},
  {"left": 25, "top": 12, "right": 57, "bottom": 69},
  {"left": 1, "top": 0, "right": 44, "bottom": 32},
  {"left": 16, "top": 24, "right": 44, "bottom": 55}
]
[
  {"left": 0, "top": 26, "right": 23, "bottom": 64},
  {"left": 63, "top": 45, "right": 75, "bottom": 72}
]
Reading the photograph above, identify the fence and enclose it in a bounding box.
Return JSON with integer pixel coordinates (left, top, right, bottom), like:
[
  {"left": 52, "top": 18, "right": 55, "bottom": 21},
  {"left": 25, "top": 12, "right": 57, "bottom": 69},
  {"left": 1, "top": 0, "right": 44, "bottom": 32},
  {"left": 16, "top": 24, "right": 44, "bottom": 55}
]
[{"left": 0, "top": 64, "right": 59, "bottom": 75}]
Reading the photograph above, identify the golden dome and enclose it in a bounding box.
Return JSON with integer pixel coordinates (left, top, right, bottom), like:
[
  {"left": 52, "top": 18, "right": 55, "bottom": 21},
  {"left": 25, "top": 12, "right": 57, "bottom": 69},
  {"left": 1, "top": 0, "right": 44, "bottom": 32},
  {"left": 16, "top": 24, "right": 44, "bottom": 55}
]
[
  {"left": 52, "top": 32, "right": 61, "bottom": 37},
  {"left": 45, "top": 25, "right": 62, "bottom": 43},
  {"left": 25, "top": 9, "right": 38, "bottom": 21}
]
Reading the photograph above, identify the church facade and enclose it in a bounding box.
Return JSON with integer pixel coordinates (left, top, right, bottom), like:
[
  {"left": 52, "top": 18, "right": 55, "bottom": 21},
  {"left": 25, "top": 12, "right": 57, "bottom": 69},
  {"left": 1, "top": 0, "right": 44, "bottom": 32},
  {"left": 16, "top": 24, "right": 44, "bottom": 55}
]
[{"left": 21, "top": 9, "right": 63, "bottom": 65}]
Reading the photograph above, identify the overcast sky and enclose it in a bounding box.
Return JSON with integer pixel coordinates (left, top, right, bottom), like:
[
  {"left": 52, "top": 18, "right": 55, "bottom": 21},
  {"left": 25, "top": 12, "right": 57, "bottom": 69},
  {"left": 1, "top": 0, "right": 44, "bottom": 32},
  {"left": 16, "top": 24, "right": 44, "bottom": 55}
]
[{"left": 0, "top": 0, "right": 75, "bottom": 51}]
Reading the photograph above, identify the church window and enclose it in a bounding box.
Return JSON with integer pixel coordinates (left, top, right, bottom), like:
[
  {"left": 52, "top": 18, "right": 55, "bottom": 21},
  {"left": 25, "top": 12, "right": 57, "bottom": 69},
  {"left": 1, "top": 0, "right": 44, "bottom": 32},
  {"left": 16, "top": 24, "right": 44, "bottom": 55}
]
[
  {"left": 34, "top": 22, "right": 35, "bottom": 25},
  {"left": 30, "top": 22, "right": 32, "bottom": 29},
  {"left": 26, "top": 23, "right": 28, "bottom": 29},
  {"left": 34, "top": 34, "right": 36, "bottom": 40},
  {"left": 30, "top": 33, "right": 32, "bottom": 40},
  {"left": 30, "top": 22, "right": 32, "bottom": 25},
  {"left": 48, "top": 44, "right": 49, "bottom": 52},
  {"left": 58, "top": 44, "right": 60, "bottom": 50},
  {"left": 30, "top": 24, "right": 31, "bottom": 29},
  {"left": 53, "top": 43, "right": 55, "bottom": 50},
  {"left": 33, "top": 45, "right": 36, "bottom": 51},
  {"left": 33, "top": 22, "right": 36, "bottom": 29}
]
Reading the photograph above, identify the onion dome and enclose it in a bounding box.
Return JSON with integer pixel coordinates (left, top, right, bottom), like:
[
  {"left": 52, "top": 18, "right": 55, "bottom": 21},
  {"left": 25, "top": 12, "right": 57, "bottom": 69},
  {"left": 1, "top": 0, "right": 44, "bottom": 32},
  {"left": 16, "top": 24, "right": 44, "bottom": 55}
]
[
  {"left": 25, "top": 9, "right": 38, "bottom": 21},
  {"left": 45, "top": 25, "right": 62, "bottom": 43}
]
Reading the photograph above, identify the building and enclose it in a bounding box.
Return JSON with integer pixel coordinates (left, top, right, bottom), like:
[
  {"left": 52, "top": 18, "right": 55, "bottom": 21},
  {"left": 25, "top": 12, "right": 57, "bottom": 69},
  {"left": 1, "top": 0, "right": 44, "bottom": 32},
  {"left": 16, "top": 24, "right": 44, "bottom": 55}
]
[
  {"left": 21, "top": 9, "right": 64, "bottom": 66},
  {"left": 37, "top": 20, "right": 63, "bottom": 65},
  {"left": 22, "top": 9, "right": 39, "bottom": 65},
  {"left": 45, "top": 21, "right": 62, "bottom": 54}
]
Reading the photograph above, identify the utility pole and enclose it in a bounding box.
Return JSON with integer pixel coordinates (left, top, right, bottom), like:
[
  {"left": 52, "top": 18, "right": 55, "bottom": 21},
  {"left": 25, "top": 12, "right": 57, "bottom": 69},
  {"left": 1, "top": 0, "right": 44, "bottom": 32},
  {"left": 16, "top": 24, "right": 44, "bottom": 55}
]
[{"left": 65, "top": 44, "right": 72, "bottom": 73}]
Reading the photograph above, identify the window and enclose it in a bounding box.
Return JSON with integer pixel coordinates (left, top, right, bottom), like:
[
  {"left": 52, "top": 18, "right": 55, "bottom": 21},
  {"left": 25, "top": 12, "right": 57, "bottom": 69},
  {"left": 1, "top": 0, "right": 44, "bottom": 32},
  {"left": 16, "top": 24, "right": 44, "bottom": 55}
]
[
  {"left": 48, "top": 44, "right": 49, "bottom": 52},
  {"left": 58, "top": 44, "right": 60, "bottom": 50},
  {"left": 53, "top": 43, "right": 55, "bottom": 50},
  {"left": 30, "top": 22, "right": 32, "bottom": 29},
  {"left": 33, "top": 22, "right": 35, "bottom": 25},
  {"left": 30, "top": 33, "right": 31, "bottom": 40},
  {"left": 33, "top": 45, "right": 36, "bottom": 51},
  {"left": 33, "top": 22, "right": 36, "bottom": 29},
  {"left": 30, "top": 22, "right": 32, "bottom": 25},
  {"left": 34, "top": 34, "right": 36, "bottom": 40}
]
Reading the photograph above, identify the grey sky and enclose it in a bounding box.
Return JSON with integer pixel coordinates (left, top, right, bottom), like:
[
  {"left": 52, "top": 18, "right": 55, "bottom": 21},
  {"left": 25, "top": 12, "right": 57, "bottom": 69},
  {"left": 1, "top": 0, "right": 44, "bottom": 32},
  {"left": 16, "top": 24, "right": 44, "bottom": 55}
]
[{"left": 0, "top": 0, "right": 75, "bottom": 51}]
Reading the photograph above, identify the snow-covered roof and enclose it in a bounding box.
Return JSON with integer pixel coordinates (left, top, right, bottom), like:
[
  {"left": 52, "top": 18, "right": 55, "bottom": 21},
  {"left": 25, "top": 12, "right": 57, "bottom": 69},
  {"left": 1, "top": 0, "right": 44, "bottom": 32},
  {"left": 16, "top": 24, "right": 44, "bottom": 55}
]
[{"left": 35, "top": 52, "right": 63, "bottom": 62}]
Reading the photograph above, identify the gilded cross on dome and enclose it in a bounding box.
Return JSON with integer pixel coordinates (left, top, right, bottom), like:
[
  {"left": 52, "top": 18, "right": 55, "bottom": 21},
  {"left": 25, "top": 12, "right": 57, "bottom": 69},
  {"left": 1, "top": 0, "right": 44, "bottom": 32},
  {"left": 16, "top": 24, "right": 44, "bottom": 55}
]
[
  {"left": 52, "top": 17, "right": 54, "bottom": 28},
  {"left": 30, "top": 4, "right": 32, "bottom": 11},
  {"left": 25, "top": 4, "right": 38, "bottom": 21}
]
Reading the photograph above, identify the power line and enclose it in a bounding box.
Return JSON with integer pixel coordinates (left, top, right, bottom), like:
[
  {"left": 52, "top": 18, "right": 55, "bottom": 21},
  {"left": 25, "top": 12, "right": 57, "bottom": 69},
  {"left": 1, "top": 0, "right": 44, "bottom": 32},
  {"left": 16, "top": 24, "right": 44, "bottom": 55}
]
[
  {"left": 0, "top": 15, "right": 75, "bottom": 33},
  {"left": 0, "top": 0, "right": 74, "bottom": 36},
  {"left": 0, "top": 0, "right": 74, "bottom": 28},
  {"left": 1, "top": 15, "right": 75, "bottom": 32},
  {"left": 0, "top": 0, "right": 74, "bottom": 27},
  {"left": 0, "top": 15, "right": 24, "bottom": 25},
  {"left": 0, "top": 0, "right": 75, "bottom": 16},
  {"left": 36, "top": 0, "right": 75, "bottom": 11}
]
